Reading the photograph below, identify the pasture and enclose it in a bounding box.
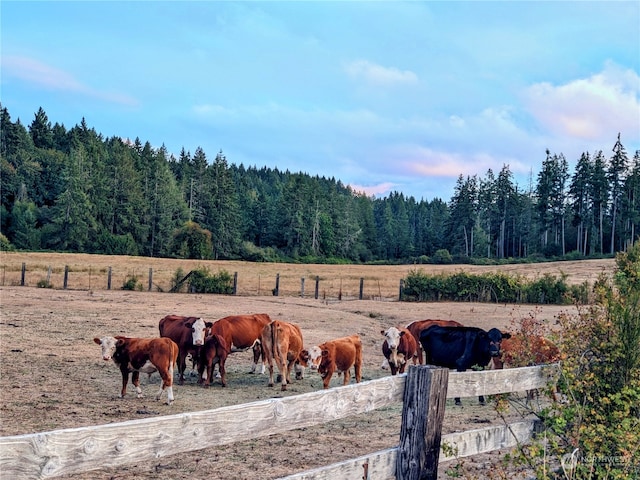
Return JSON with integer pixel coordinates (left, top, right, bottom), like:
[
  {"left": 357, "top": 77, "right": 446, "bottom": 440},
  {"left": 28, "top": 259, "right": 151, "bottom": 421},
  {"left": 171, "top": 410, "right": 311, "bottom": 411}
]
[{"left": 0, "top": 255, "right": 615, "bottom": 479}]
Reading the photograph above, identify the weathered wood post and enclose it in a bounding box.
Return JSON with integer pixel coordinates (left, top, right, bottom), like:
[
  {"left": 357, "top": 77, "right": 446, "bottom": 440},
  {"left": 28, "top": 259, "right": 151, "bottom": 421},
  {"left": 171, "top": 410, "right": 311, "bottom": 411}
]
[
  {"left": 359, "top": 278, "right": 364, "bottom": 300},
  {"left": 300, "top": 277, "right": 305, "bottom": 298},
  {"left": 21, "top": 262, "right": 26, "bottom": 286},
  {"left": 148, "top": 268, "right": 153, "bottom": 291},
  {"left": 397, "top": 365, "right": 449, "bottom": 480},
  {"left": 107, "top": 267, "right": 112, "bottom": 290},
  {"left": 46, "top": 266, "right": 52, "bottom": 285},
  {"left": 274, "top": 273, "right": 280, "bottom": 296},
  {"left": 63, "top": 266, "right": 69, "bottom": 289},
  {"left": 233, "top": 272, "right": 238, "bottom": 295},
  {"left": 314, "top": 276, "right": 320, "bottom": 299},
  {"left": 399, "top": 279, "right": 405, "bottom": 301}
]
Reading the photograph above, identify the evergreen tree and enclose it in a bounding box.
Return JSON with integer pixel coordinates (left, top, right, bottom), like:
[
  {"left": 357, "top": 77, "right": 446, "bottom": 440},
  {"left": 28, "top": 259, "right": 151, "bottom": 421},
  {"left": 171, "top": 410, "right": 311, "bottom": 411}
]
[
  {"left": 29, "top": 107, "right": 53, "bottom": 150},
  {"left": 609, "top": 133, "right": 628, "bottom": 253},
  {"left": 446, "top": 175, "right": 477, "bottom": 257},
  {"left": 569, "top": 152, "right": 593, "bottom": 255}
]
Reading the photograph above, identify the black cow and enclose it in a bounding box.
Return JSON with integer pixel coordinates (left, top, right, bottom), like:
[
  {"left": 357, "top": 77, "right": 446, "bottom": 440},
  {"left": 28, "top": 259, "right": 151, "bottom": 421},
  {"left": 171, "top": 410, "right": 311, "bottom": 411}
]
[{"left": 419, "top": 325, "right": 511, "bottom": 406}]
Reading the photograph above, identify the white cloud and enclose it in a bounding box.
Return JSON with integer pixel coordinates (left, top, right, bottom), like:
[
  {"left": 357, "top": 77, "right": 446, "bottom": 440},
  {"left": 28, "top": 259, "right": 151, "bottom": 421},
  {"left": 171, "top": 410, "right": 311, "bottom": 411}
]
[
  {"left": 524, "top": 62, "right": 640, "bottom": 141},
  {"left": 2, "top": 55, "right": 139, "bottom": 107},
  {"left": 344, "top": 59, "right": 418, "bottom": 87},
  {"left": 349, "top": 182, "right": 397, "bottom": 197}
]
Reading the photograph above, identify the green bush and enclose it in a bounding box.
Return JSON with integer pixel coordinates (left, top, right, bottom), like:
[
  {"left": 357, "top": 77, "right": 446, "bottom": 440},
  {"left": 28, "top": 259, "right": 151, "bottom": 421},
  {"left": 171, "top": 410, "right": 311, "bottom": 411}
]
[
  {"left": 0, "top": 233, "right": 15, "bottom": 251},
  {"left": 121, "top": 275, "right": 142, "bottom": 291},
  {"left": 188, "top": 267, "right": 233, "bottom": 294}
]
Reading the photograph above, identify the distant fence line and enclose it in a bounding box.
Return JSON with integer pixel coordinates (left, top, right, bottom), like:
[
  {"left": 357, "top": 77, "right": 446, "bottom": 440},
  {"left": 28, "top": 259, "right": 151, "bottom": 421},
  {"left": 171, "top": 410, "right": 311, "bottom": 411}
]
[{"left": 3, "top": 263, "right": 405, "bottom": 301}]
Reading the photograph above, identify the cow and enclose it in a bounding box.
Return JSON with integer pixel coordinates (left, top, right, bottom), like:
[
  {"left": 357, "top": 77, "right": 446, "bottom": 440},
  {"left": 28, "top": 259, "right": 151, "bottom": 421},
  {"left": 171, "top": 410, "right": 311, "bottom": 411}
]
[
  {"left": 406, "top": 319, "right": 464, "bottom": 364},
  {"left": 197, "top": 333, "right": 229, "bottom": 387},
  {"left": 93, "top": 336, "right": 179, "bottom": 405},
  {"left": 419, "top": 325, "right": 511, "bottom": 406},
  {"left": 492, "top": 334, "right": 561, "bottom": 403},
  {"left": 210, "top": 314, "right": 272, "bottom": 374},
  {"left": 158, "top": 315, "right": 213, "bottom": 385},
  {"left": 261, "top": 320, "right": 304, "bottom": 391},
  {"left": 301, "top": 335, "right": 362, "bottom": 389},
  {"left": 381, "top": 326, "right": 418, "bottom": 375}
]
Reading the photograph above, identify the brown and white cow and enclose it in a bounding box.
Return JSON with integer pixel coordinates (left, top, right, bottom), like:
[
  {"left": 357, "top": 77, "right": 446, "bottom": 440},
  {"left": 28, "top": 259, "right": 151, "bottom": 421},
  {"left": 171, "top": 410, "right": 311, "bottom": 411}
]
[
  {"left": 210, "top": 313, "right": 272, "bottom": 374},
  {"left": 197, "top": 333, "right": 229, "bottom": 387},
  {"left": 93, "top": 336, "right": 179, "bottom": 404},
  {"left": 406, "top": 319, "right": 464, "bottom": 364},
  {"left": 381, "top": 326, "right": 418, "bottom": 375},
  {"left": 159, "top": 315, "right": 213, "bottom": 385},
  {"left": 304, "top": 335, "right": 362, "bottom": 389},
  {"left": 261, "top": 320, "right": 304, "bottom": 391}
]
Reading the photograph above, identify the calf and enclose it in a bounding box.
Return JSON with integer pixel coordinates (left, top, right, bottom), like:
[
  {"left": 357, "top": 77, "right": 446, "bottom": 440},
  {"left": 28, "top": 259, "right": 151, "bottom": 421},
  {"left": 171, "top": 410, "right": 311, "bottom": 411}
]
[
  {"left": 93, "top": 336, "right": 179, "bottom": 404},
  {"left": 197, "top": 334, "right": 229, "bottom": 387},
  {"left": 159, "top": 315, "right": 213, "bottom": 385},
  {"left": 420, "top": 325, "right": 510, "bottom": 406},
  {"left": 261, "top": 320, "right": 304, "bottom": 391},
  {"left": 406, "top": 319, "right": 464, "bottom": 364},
  {"left": 311, "top": 335, "right": 362, "bottom": 389},
  {"left": 381, "top": 327, "right": 418, "bottom": 375}
]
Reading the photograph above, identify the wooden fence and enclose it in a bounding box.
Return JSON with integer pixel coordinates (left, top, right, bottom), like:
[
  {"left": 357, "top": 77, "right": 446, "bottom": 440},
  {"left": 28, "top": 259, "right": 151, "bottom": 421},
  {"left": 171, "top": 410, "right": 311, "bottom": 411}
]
[
  {"left": 0, "top": 364, "right": 558, "bottom": 480},
  {"left": 4, "top": 262, "right": 405, "bottom": 300}
]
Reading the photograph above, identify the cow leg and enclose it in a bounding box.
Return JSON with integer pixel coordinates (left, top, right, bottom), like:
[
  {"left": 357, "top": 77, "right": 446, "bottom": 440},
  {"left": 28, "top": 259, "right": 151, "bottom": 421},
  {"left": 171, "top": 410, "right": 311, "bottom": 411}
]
[
  {"left": 355, "top": 359, "right": 362, "bottom": 384},
  {"left": 131, "top": 371, "right": 143, "bottom": 398},
  {"left": 218, "top": 359, "right": 227, "bottom": 387},
  {"left": 120, "top": 370, "right": 129, "bottom": 398},
  {"left": 267, "top": 363, "right": 275, "bottom": 387},
  {"left": 156, "top": 363, "right": 174, "bottom": 405},
  {"left": 178, "top": 351, "right": 187, "bottom": 385},
  {"left": 343, "top": 369, "right": 351, "bottom": 386}
]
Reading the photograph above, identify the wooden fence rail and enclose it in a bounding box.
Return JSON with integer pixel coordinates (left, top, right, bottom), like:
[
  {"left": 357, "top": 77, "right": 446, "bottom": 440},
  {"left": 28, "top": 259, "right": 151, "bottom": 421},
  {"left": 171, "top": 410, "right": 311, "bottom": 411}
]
[{"left": 0, "top": 365, "right": 558, "bottom": 480}]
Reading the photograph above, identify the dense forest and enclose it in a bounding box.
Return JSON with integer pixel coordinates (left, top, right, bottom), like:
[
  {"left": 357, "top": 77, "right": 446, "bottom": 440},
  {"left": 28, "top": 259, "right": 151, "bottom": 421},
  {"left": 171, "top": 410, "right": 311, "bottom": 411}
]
[{"left": 1, "top": 105, "right": 639, "bottom": 264}]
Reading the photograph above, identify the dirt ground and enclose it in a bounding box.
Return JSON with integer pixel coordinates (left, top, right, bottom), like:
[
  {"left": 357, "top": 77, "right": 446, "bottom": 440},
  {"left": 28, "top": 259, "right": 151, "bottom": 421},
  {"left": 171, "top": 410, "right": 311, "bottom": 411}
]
[{"left": 0, "top": 257, "right": 615, "bottom": 479}]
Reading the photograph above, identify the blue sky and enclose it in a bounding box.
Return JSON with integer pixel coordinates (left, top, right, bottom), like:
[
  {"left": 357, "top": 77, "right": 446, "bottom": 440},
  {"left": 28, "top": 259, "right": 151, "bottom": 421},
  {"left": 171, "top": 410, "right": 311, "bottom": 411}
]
[{"left": 2, "top": 1, "right": 639, "bottom": 201}]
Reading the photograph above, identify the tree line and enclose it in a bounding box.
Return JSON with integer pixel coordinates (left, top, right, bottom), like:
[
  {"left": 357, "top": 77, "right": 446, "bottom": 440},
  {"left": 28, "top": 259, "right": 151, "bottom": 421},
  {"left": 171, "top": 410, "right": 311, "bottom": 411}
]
[{"left": 1, "top": 105, "right": 638, "bottom": 263}]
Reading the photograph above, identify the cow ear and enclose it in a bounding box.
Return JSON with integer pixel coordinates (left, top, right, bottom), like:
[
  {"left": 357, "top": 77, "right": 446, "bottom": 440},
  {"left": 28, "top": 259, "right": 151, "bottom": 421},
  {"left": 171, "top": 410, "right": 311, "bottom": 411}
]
[
  {"left": 116, "top": 338, "right": 125, "bottom": 347},
  {"left": 321, "top": 349, "right": 329, "bottom": 358},
  {"left": 206, "top": 322, "right": 214, "bottom": 328},
  {"left": 399, "top": 331, "right": 405, "bottom": 337},
  {"left": 185, "top": 321, "right": 194, "bottom": 328},
  {"left": 93, "top": 337, "right": 101, "bottom": 345},
  {"left": 381, "top": 330, "right": 386, "bottom": 335},
  {"left": 502, "top": 331, "right": 512, "bottom": 339}
]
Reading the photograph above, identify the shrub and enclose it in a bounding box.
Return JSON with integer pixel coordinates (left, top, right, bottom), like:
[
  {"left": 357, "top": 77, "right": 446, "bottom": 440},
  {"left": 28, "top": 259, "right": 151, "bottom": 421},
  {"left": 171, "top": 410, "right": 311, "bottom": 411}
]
[
  {"left": 431, "top": 249, "right": 453, "bottom": 264},
  {"left": 122, "top": 275, "right": 142, "bottom": 291},
  {"left": 188, "top": 267, "right": 233, "bottom": 294},
  {"left": 0, "top": 233, "right": 15, "bottom": 251}
]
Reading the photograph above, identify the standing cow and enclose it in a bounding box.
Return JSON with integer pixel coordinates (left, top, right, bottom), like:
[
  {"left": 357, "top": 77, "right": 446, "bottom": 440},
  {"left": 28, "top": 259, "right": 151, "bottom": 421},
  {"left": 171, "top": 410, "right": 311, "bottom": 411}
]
[
  {"left": 197, "top": 333, "right": 229, "bottom": 387},
  {"left": 406, "top": 319, "right": 464, "bottom": 364},
  {"left": 381, "top": 327, "right": 417, "bottom": 375},
  {"left": 159, "top": 315, "right": 213, "bottom": 385},
  {"left": 94, "top": 336, "right": 179, "bottom": 405},
  {"left": 300, "top": 335, "right": 362, "bottom": 389},
  {"left": 210, "top": 314, "right": 272, "bottom": 374},
  {"left": 419, "top": 325, "right": 510, "bottom": 406},
  {"left": 261, "top": 320, "right": 304, "bottom": 391}
]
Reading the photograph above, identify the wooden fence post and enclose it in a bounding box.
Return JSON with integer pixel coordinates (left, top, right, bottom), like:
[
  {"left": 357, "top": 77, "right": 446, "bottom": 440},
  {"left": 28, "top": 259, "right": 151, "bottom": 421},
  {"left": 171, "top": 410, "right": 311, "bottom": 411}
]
[
  {"left": 314, "top": 276, "right": 320, "bottom": 299},
  {"left": 148, "top": 268, "right": 153, "bottom": 291},
  {"left": 274, "top": 273, "right": 280, "bottom": 296},
  {"left": 63, "top": 266, "right": 69, "bottom": 290},
  {"left": 397, "top": 365, "right": 448, "bottom": 480},
  {"left": 233, "top": 272, "right": 238, "bottom": 295},
  {"left": 107, "top": 267, "right": 112, "bottom": 290},
  {"left": 21, "top": 263, "right": 26, "bottom": 286},
  {"left": 300, "top": 277, "right": 305, "bottom": 298},
  {"left": 399, "top": 279, "right": 404, "bottom": 301},
  {"left": 359, "top": 278, "right": 364, "bottom": 300}
]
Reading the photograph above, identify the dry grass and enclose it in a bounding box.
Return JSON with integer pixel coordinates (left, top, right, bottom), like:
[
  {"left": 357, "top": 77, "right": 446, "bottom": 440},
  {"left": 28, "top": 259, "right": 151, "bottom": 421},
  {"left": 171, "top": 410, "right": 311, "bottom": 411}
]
[{"left": 0, "top": 251, "right": 615, "bottom": 299}]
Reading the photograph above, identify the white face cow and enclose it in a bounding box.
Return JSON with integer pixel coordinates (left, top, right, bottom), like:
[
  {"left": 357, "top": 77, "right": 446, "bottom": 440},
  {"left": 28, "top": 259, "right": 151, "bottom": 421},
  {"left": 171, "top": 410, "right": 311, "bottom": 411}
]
[
  {"left": 95, "top": 336, "right": 119, "bottom": 361},
  {"left": 382, "top": 327, "right": 406, "bottom": 369},
  {"left": 305, "top": 346, "right": 323, "bottom": 371},
  {"left": 187, "top": 317, "right": 208, "bottom": 346}
]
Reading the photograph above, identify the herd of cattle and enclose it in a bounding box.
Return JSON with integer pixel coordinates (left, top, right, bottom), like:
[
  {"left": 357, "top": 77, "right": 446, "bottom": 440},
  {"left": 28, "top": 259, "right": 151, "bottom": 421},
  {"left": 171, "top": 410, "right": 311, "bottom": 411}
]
[{"left": 93, "top": 313, "right": 560, "bottom": 406}]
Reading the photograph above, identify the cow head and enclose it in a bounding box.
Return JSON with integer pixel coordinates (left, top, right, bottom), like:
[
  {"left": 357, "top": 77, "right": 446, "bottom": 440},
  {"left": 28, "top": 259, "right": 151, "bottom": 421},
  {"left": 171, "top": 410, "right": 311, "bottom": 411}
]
[
  {"left": 486, "top": 328, "right": 511, "bottom": 357},
  {"left": 185, "top": 318, "right": 211, "bottom": 346},
  {"left": 382, "top": 327, "right": 405, "bottom": 368},
  {"left": 302, "top": 346, "right": 323, "bottom": 371},
  {"left": 318, "top": 349, "right": 333, "bottom": 379},
  {"left": 93, "top": 336, "right": 123, "bottom": 361}
]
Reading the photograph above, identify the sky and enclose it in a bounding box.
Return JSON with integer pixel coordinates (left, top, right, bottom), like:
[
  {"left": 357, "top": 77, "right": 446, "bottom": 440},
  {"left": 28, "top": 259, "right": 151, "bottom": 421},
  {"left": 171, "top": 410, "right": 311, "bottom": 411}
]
[{"left": 2, "top": 1, "right": 639, "bottom": 201}]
